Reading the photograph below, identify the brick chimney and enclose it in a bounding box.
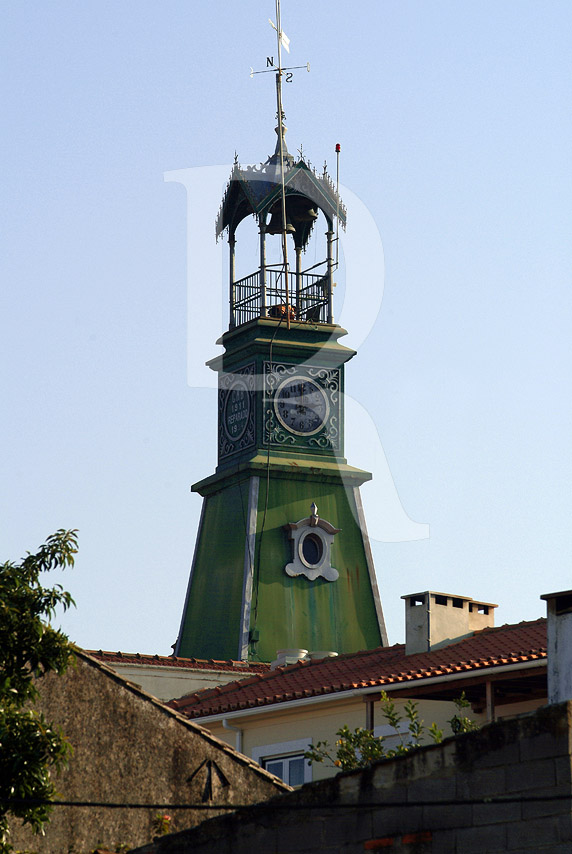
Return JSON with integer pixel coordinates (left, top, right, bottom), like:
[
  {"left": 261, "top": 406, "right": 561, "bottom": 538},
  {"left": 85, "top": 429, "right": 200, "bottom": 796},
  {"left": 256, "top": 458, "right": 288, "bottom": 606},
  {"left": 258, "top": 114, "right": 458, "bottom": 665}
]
[{"left": 402, "top": 591, "right": 497, "bottom": 655}]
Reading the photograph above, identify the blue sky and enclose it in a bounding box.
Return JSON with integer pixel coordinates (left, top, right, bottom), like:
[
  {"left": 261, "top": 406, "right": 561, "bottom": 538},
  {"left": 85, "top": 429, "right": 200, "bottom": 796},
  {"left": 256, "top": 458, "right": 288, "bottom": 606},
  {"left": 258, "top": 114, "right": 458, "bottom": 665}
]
[{"left": 2, "top": 1, "right": 571, "bottom": 655}]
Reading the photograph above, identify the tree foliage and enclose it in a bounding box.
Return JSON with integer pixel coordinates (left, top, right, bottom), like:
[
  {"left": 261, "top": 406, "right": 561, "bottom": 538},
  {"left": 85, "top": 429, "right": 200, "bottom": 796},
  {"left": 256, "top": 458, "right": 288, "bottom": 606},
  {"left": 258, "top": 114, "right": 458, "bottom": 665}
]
[
  {"left": 0, "top": 529, "right": 77, "bottom": 852},
  {"left": 448, "top": 691, "right": 479, "bottom": 735},
  {"left": 305, "top": 691, "right": 478, "bottom": 772}
]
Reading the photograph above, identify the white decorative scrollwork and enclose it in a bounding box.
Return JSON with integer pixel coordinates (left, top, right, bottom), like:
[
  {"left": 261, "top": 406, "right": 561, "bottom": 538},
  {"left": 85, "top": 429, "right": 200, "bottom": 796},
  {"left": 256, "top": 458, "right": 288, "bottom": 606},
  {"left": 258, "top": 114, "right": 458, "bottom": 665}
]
[{"left": 263, "top": 361, "right": 341, "bottom": 452}]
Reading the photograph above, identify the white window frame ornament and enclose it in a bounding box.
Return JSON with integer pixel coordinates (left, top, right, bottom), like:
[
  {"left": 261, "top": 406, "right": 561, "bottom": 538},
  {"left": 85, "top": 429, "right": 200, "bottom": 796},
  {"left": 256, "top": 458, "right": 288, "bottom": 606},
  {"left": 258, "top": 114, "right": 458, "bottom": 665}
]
[{"left": 283, "top": 503, "right": 340, "bottom": 582}]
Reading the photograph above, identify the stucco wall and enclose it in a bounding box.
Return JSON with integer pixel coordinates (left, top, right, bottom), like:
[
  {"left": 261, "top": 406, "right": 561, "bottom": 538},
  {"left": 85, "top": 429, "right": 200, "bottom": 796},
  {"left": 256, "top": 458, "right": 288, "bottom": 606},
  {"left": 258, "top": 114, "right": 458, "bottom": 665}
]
[
  {"left": 203, "top": 695, "right": 481, "bottom": 783},
  {"left": 105, "top": 661, "right": 258, "bottom": 702},
  {"left": 133, "top": 701, "right": 572, "bottom": 854},
  {"left": 11, "top": 651, "right": 288, "bottom": 854}
]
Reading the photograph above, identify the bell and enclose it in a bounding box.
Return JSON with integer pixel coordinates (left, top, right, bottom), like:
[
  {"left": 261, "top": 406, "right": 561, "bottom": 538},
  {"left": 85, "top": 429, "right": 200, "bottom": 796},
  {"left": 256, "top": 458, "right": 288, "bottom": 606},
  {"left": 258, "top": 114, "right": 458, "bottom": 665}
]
[
  {"left": 295, "top": 207, "right": 319, "bottom": 222},
  {"left": 266, "top": 210, "right": 296, "bottom": 235}
]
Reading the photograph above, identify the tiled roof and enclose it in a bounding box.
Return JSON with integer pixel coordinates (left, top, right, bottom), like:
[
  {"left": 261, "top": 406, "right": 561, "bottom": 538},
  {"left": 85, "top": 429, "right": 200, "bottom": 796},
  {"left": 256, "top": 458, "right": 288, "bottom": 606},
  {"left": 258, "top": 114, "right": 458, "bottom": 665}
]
[
  {"left": 87, "top": 650, "right": 270, "bottom": 674},
  {"left": 170, "top": 619, "right": 547, "bottom": 718}
]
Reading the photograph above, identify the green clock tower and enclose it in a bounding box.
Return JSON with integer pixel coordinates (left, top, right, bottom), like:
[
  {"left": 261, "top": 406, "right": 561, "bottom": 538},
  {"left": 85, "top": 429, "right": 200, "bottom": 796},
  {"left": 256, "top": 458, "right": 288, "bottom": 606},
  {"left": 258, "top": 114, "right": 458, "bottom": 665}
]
[{"left": 175, "top": 123, "right": 388, "bottom": 663}]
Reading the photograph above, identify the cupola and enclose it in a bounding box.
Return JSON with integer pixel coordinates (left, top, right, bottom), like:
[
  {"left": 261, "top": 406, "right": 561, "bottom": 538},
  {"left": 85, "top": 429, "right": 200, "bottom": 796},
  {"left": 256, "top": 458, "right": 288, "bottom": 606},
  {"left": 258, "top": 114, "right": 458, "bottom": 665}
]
[{"left": 216, "top": 126, "right": 346, "bottom": 329}]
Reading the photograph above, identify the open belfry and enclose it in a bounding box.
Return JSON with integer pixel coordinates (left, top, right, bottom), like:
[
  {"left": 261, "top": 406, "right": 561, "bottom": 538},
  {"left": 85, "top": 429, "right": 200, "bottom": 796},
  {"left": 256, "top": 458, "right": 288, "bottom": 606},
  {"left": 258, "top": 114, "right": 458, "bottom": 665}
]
[{"left": 175, "top": 13, "right": 388, "bottom": 664}]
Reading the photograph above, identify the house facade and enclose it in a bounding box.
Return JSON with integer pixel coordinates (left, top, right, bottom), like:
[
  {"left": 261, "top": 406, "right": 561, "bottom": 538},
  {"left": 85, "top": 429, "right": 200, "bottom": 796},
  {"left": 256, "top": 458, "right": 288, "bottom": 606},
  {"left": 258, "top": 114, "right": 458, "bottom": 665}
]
[
  {"left": 170, "top": 594, "right": 547, "bottom": 786},
  {"left": 88, "top": 648, "right": 270, "bottom": 702}
]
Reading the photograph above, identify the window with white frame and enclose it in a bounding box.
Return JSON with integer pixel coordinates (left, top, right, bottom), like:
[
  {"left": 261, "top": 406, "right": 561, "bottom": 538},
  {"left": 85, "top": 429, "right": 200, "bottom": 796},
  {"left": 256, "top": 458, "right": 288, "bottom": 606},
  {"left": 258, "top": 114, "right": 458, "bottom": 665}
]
[
  {"left": 373, "top": 720, "right": 412, "bottom": 752},
  {"left": 251, "top": 738, "right": 312, "bottom": 786}
]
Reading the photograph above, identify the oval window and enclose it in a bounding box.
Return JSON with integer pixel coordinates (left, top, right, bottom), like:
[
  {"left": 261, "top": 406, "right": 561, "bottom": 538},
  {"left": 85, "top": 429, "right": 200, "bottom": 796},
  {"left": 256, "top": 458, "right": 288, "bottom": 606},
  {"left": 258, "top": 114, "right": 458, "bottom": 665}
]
[{"left": 301, "top": 533, "right": 323, "bottom": 566}]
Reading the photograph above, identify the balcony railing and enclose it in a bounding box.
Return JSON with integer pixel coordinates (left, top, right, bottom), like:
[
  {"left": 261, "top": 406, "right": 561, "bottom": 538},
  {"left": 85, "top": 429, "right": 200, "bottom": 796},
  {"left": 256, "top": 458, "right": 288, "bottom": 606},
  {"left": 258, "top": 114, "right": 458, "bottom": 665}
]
[{"left": 232, "top": 268, "right": 330, "bottom": 328}]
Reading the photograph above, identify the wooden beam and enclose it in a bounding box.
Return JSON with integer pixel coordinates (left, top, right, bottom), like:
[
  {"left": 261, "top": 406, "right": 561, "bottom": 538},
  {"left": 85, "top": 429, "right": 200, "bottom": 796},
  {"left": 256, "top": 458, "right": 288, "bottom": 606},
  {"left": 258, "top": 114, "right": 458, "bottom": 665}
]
[
  {"left": 363, "top": 693, "right": 382, "bottom": 731},
  {"left": 380, "top": 665, "right": 546, "bottom": 701},
  {"left": 486, "top": 681, "right": 495, "bottom": 722}
]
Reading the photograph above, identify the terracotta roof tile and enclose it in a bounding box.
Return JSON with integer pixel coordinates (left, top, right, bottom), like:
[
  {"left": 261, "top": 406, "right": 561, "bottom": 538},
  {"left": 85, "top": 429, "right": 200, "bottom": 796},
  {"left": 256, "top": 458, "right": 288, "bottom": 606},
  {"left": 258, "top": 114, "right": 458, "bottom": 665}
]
[
  {"left": 87, "top": 650, "right": 270, "bottom": 674},
  {"left": 169, "top": 618, "right": 547, "bottom": 719}
]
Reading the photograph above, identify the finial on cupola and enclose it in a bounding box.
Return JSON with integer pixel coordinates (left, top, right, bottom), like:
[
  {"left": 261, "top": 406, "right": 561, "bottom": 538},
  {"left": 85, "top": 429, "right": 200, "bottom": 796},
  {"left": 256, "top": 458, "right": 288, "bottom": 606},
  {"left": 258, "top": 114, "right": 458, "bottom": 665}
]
[{"left": 310, "top": 502, "right": 319, "bottom": 526}]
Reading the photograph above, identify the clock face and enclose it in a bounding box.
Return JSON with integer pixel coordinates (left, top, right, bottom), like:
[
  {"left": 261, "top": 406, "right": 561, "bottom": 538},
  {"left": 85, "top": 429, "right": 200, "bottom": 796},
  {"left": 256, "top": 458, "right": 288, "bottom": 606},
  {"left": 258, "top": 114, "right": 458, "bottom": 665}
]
[{"left": 274, "top": 376, "right": 329, "bottom": 436}]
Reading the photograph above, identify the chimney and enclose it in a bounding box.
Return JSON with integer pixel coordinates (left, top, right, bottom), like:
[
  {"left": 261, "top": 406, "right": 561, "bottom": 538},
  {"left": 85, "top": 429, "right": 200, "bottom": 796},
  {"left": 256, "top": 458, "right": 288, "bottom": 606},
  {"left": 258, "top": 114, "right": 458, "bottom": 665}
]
[
  {"left": 540, "top": 590, "right": 572, "bottom": 704},
  {"left": 402, "top": 591, "right": 497, "bottom": 655}
]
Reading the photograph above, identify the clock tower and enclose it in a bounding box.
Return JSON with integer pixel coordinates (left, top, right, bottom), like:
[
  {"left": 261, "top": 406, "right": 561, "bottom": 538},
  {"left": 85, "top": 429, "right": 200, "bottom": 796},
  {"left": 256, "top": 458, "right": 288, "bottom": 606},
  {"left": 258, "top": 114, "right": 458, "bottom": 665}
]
[{"left": 174, "top": 125, "right": 388, "bottom": 662}]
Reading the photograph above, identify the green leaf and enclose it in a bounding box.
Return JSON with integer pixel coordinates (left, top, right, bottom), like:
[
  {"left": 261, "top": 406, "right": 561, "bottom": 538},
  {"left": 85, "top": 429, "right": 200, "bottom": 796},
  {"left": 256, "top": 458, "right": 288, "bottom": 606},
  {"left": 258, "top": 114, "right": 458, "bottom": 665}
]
[{"left": 0, "top": 531, "right": 77, "bottom": 852}]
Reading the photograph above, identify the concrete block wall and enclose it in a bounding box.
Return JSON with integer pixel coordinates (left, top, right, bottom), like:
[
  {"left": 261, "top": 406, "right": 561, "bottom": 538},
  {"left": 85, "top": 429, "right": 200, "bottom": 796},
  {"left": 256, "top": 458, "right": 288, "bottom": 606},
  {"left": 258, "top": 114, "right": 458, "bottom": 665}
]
[{"left": 133, "top": 701, "right": 572, "bottom": 854}]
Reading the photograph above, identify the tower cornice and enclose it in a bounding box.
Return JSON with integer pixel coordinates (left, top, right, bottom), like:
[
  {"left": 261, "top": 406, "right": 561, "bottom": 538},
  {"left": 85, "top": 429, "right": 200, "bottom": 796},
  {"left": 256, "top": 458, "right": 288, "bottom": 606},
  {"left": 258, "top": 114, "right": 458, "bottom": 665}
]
[
  {"left": 207, "top": 318, "right": 356, "bottom": 373},
  {"left": 192, "top": 455, "right": 372, "bottom": 498}
]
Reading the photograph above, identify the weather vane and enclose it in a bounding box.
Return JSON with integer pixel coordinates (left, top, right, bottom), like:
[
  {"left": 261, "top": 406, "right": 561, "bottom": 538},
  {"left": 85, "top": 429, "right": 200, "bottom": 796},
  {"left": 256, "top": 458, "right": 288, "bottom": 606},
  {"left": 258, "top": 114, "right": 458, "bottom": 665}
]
[
  {"left": 249, "top": 1, "right": 310, "bottom": 329},
  {"left": 249, "top": 15, "right": 310, "bottom": 82},
  {"left": 249, "top": 0, "right": 310, "bottom": 154}
]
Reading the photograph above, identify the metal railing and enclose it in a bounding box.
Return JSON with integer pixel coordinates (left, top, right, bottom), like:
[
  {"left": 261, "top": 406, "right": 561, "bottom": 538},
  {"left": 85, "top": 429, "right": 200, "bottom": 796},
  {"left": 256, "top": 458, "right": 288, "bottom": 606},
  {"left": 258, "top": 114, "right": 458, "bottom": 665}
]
[{"left": 232, "top": 268, "right": 329, "bottom": 328}]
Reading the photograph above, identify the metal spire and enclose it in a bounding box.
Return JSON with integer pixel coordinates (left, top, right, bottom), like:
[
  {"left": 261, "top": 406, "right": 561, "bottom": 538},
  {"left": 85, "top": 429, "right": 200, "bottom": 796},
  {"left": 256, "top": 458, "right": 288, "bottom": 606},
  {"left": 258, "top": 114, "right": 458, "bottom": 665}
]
[{"left": 273, "top": 0, "right": 291, "bottom": 327}]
